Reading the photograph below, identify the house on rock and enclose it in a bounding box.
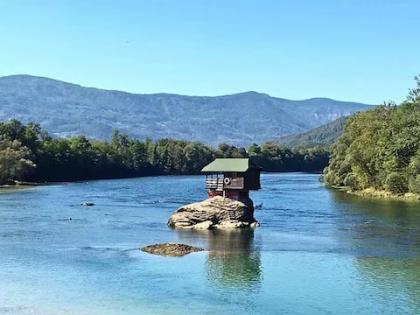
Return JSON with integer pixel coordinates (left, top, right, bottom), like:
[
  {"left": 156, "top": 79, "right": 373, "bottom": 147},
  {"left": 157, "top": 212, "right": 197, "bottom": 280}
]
[{"left": 201, "top": 158, "right": 261, "bottom": 200}]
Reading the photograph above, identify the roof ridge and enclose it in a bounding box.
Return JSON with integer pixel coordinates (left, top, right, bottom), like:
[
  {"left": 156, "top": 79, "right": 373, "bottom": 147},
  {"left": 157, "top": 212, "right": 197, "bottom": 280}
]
[{"left": 201, "top": 158, "right": 252, "bottom": 173}]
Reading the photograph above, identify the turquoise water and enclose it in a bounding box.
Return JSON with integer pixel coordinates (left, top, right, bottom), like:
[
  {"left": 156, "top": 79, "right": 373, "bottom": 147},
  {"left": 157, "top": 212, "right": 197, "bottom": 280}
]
[{"left": 1, "top": 173, "right": 419, "bottom": 314}]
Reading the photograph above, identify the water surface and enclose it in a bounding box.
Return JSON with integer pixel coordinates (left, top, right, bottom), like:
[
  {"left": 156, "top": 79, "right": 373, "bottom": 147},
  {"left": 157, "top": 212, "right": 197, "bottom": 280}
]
[{"left": 1, "top": 174, "right": 419, "bottom": 314}]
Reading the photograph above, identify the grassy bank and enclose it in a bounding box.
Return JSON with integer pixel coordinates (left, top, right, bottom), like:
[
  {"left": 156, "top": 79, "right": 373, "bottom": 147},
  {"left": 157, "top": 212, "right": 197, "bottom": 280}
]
[{"left": 331, "top": 185, "right": 420, "bottom": 202}]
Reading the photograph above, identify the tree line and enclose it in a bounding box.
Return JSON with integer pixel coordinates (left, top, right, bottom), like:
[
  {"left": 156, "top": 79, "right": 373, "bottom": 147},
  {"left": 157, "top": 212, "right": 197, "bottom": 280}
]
[
  {"left": 323, "top": 76, "right": 420, "bottom": 195},
  {"left": 0, "top": 119, "right": 329, "bottom": 185}
]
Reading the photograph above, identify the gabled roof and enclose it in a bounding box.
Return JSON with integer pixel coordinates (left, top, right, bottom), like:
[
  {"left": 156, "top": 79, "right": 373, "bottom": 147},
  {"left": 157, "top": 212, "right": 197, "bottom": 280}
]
[{"left": 201, "top": 158, "right": 259, "bottom": 173}]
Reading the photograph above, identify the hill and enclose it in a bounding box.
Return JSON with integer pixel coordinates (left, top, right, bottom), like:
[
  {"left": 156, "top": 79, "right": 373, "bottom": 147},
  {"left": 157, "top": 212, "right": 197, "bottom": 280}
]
[
  {"left": 275, "top": 117, "right": 348, "bottom": 148},
  {"left": 0, "top": 75, "right": 372, "bottom": 146}
]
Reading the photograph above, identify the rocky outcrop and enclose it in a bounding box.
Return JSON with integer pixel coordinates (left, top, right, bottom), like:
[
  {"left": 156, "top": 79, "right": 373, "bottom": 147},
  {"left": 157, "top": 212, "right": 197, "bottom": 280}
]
[
  {"left": 167, "top": 196, "right": 258, "bottom": 230},
  {"left": 141, "top": 243, "right": 204, "bottom": 257}
]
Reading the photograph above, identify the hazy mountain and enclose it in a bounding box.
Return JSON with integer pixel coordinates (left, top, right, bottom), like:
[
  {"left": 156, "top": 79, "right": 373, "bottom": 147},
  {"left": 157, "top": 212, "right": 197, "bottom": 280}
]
[
  {"left": 0, "top": 75, "right": 372, "bottom": 146},
  {"left": 275, "top": 116, "right": 348, "bottom": 148}
]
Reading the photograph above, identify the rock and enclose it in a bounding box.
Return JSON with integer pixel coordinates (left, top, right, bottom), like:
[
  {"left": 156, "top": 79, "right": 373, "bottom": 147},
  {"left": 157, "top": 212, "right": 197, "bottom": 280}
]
[
  {"left": 192, "top": 220, "right": 214, "bottom": 230},
  {"left": 168, "top": 196, "right": 256, "bottom": 230},
  {"left": 141, "top": 243, "right": 204, "bottom": 257},
  {"left": 214, "top": 221, "right": 249, "bottom": 229},
  {"left": 81, "top": 202, "right": 95, "bottom": 206},
  {"left": 255, "top": 203, "right": 263, "bottom": 210},
  {"left": 250, "top": 221, "right": 260, "bottom": 228}
]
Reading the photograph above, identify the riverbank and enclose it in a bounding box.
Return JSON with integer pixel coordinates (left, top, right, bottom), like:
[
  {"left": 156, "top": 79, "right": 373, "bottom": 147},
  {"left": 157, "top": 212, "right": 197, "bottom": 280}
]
[
  {"left": 0, "top": 180, "right": 43, "bottom": 190},
  {"left": 332, "top": 186, "right": 420, "bottom": 202}
]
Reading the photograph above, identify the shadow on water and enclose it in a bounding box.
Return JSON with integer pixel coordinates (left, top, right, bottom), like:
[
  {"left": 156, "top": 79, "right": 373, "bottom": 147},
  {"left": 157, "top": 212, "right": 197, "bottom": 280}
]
[
  {"left": 176, "top": 229, "right": 262, "bottom": 289},
  {"left": 330, "top": 189, "right": 420, "bottom": 220},
  {"left": 327, "top": 189, "right": 420, "bottom": 257},
  {"left": 327, "top": 189, "right": 420, "bottom": 312}
]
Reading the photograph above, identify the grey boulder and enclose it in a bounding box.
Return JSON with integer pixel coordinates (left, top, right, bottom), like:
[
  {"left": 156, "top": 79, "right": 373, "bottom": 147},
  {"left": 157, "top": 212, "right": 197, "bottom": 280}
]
[{"left": 168, "top": 196, "right": 257, "bottom": 230}]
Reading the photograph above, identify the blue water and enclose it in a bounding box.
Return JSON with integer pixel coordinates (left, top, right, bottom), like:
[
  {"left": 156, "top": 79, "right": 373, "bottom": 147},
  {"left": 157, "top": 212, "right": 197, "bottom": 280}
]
[{"left": 1, "top": 173, "right": 419, "bottom": 314}]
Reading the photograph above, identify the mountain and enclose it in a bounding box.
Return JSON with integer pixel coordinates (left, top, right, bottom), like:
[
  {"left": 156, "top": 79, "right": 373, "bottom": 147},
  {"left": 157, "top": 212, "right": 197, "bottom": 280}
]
[
  {"left": 275, "top": 116, "right": 348, "bottom": 148},
  {"left": 0, "top": 75, "right": 372, "bottom": 146}
]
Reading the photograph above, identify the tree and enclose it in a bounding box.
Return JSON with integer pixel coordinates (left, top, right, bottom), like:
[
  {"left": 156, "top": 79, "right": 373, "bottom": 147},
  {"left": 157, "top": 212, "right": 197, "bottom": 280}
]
[
  {"left": 248, "top": 143, "right": 261, "bottom": 156},
  {"left": 408, "top": 75, "right": 420, "bottom": 102},
  {"left": 183, "top": 142, "right": 213, "bottom": 173},
  {"left": 0, "top": 139, "right": 35, "bottom": 184},
  {"left": 324, "top": 76, "right": 420, "bottom": 195},
  {"left": 0, "top": 119, "right": 331, "bottom": 183}
]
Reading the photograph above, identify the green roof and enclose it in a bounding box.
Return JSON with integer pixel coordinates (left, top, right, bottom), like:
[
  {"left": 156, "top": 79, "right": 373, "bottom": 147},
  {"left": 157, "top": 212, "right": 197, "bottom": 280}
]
[{"left": 201, "top": 158, "right": 254, "bottom": 173}]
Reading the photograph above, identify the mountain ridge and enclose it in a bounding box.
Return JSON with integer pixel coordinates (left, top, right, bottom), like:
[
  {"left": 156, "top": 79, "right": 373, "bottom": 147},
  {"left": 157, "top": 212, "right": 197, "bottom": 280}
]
[
  {"left": 0, "top": 75, "right": 366, "bottom": 102},
  {"left": 0, "top": 74, "right": 373, "bottom": 146},
  {"left": 274, "top": 117, "right": 348, "bottom": 148}
]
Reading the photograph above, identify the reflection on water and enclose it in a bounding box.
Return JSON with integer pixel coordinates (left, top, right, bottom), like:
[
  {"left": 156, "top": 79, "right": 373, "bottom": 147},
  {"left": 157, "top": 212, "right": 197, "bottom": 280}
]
[
  {"left": 331, "top": 189, "right": 420, "bottom": 222},
  {"left": 329, "top": 189, "right": 420, "bottom": 257},
  {"left": 206, "top": 229, "right": 261, "bottom": 288},
  {"left": 176, "top": 229, "right": 261, "bottom": 288},
  {"left": 330, "top": 189, "right": 420, "bottom": 312}
]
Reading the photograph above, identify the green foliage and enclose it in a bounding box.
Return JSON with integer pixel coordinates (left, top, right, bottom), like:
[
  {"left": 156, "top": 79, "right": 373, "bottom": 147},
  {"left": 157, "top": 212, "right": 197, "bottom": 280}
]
[
  {"left": 0, "top": 119, "right": 215, "bottom": 183},
  {"left": 247, "top": 143, "right": 261, "bottom": 156},
  {"left": 0, "top": 138, "right": 35, "bottom": 184},
  {"left": 324, "top": 77, "right": 420, "bottom": 195},
  {"left": 409, "top": 175, "right": 420, "bottom": 194},
  {"left": 215, "top": 144, "right": 247, "bottom": 158},
  {"left": 251, "top": 143, "right": 329, "bottom": 172},
  {"left": 385, "top": 172, "right": 409, "bottom": 194},
  {"left": 0, "top": 119, "right": 330, "bottom": 184},
  {"left": 407, "top": 151, "right": 420, "bottom": 194}
]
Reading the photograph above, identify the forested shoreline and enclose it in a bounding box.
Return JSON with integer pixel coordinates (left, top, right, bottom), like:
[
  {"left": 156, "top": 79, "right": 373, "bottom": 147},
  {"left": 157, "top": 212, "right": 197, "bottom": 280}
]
[
  {"left": 324, "top": 77, "right": 420, "bottom": 198},
  {"left": 4, "top": 77, "right": 418, "bottom": 193},
  {"left": 0, "top": 119, "right": 328, "bottom": 185}
]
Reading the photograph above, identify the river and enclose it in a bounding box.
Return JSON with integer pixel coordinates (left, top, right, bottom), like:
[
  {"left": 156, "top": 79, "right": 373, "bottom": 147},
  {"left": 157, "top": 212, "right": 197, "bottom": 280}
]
[{"left": 0, "top": 173, "right": 419, "bottom": 314}]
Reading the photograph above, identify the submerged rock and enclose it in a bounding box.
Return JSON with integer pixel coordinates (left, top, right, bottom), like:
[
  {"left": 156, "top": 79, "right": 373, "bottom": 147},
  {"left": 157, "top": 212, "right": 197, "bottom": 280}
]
[
  {"left": 141, "top": 243, "right": 204, "bottom": 257},
  {"left": 168, "top": 196, "right": 257, "bottom": 230},
  {"left": 81, "top": 202, "right": 95, "bottom": 207}
]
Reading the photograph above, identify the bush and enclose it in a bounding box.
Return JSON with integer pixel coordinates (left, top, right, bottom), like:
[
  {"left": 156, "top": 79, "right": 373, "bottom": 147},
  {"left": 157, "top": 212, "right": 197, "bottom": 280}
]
[
  {"left": 343, "top": 173, "right": 358, "bottom": 190},
  {"left": 408, "top": 175, "right": 420, "bottom": 194},
  {"left": 385, "top": 172, "right": 409, "bottom": 194}
]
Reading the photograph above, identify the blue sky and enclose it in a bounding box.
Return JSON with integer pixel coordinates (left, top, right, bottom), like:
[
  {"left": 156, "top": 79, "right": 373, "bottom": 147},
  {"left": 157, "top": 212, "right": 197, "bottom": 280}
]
[{"left": 0, "top": 0, "right": 419, "bottom": 104}]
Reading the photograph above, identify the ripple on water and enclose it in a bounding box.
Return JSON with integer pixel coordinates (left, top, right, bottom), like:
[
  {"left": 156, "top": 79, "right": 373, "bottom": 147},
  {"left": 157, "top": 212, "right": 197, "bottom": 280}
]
[{"left": 1, "top": 173, "right": 420, "bottom": 314}]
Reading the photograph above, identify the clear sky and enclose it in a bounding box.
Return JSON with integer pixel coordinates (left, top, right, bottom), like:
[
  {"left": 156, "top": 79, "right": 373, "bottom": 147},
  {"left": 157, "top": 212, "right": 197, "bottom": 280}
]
[{"left": 0, "top": 0, "right": 419, "bottom": 104}]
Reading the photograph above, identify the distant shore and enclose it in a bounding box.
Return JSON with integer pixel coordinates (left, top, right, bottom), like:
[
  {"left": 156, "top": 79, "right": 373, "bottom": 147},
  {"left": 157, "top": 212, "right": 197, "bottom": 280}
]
[{"left": 0, "top": 180, "right": 43, "bottom": 188}]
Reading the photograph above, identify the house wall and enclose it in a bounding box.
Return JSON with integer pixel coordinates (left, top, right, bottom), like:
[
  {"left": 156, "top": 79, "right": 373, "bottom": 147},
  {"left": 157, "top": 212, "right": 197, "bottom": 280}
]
[
  {"left": 244, "top": 169, "right": 261, "bottom": 190},
  {"left": 205, "top": 169, "right": 261, "bottom": 193}
]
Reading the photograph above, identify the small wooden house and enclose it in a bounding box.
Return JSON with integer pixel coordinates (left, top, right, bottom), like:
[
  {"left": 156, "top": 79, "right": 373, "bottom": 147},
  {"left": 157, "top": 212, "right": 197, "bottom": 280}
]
[{"left": 201, "top": 158, "right": 261, "bottom": 200}]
